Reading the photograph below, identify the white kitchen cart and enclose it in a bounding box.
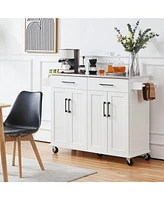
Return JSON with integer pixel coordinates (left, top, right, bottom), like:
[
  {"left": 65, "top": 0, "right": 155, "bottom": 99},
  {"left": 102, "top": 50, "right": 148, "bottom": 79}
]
[{"left": 45, "top": 74, "right": 151, "bottom": 166}]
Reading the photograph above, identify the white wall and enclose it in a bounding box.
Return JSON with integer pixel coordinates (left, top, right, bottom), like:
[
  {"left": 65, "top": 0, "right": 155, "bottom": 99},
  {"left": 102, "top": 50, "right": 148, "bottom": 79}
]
[
  {"left": 0, "top": 18, "right": 164, "bottom": 158},
  {"left": 1, "top": 18, "right": 164, "bottom": 56}
]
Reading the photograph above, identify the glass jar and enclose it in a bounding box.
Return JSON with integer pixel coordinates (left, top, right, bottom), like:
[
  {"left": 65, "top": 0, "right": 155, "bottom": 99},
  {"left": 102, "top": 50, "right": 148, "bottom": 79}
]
[
  {"left": 112, "top": 54, "right": 126, "bottom": 73},
  {"left": 97, "top": 65, "right": 105, "bottom": 76},
  {"left": 107, "top": 52, "right": 115, "bottom": 73},
  {"left": 79, "top": 65, "right": 86, "bottom": 74}
]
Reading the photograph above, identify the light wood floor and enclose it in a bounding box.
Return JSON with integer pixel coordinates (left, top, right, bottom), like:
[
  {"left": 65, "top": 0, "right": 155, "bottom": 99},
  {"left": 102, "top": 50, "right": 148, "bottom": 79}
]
[{"left": 4, "top": 140, "right": 164, "bottom": 182}]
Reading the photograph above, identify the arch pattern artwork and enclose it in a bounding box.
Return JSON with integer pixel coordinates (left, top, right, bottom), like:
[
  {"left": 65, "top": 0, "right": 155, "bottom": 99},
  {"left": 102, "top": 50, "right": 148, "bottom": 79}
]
[{"left": 25, "top": 18, "right": 57, "bottom": 53}]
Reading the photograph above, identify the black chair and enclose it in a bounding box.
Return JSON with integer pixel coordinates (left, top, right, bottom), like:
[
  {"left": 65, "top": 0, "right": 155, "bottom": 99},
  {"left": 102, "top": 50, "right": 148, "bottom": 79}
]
[{"left": 4, "top": 91, "right": 45, "bottom": 178}]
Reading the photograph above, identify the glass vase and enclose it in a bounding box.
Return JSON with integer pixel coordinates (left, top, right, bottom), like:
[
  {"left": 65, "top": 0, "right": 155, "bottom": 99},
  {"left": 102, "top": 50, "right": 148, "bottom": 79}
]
[{"left": 128, "top": 52, "right": 140, "bottom": 76}]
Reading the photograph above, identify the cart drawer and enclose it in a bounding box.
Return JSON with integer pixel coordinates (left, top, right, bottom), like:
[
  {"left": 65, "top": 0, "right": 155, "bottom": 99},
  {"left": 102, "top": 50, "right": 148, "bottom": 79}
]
[
  {"left": 88, "top": 77, "right": 128, "bottom": 92},
  {"left": 49, "top": 75, "right": 87, "bottom": 90}
]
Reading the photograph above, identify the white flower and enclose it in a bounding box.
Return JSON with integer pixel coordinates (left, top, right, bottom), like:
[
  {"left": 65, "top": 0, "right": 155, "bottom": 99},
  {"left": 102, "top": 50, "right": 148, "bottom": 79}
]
[
  {"left": 128, "top": 32, "right": 132, "bottom": 38},
  {"left": 122, "top": 39, "right": 127, "bottom": 44}
]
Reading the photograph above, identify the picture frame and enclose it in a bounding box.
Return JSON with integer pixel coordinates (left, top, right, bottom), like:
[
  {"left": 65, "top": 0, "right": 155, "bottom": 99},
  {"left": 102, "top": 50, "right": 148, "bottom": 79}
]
[{"left": 25, "top": 18, "right": 58, "bottom": 53}]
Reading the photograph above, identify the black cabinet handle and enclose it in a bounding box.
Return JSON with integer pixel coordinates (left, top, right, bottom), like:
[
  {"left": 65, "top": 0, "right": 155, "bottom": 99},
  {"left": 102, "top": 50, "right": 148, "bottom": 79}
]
[
  {"left": 65, "top": 98, "right": 67, "bottom": 112},
  {"left": 68, "top": 99, "right": 71, "bottom": 113},
  {"left": 62, "top": 81, "right": 75, "bottom": 84},
  {"left": 107, "top": 102, "right": 110, "bottom": 117},
  {"left": 103, "top": 102, "right": 107, "bottom": 117},
  {"left": 99, "top": 84, "right": 114, "bottom": 86}
]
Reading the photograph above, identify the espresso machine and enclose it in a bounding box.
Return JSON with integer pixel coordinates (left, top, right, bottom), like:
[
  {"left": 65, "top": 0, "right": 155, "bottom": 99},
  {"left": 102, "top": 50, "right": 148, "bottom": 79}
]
[{"left": 58, "top": 49, "right": 80, "bottom": 74}]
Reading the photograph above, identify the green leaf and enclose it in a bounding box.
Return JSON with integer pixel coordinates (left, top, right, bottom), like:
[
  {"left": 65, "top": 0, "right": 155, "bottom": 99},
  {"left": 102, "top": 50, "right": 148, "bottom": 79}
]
[{"left": 127, "top": 23, "right": 133, "bottom": 33}]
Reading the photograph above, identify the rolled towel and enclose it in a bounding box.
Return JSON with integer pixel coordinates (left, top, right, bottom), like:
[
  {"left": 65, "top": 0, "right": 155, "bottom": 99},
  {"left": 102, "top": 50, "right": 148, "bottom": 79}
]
[
  {"left": 142, "top": 82, "right": 156, "bottom": 101},
  {"left": 149, "top": 82, "right": 156, "bottom": 100}
]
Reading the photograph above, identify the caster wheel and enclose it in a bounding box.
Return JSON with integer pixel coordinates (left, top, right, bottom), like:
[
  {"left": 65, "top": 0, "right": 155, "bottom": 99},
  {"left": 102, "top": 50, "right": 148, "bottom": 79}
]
[
  {"left": 144, "top": 153, "right": 151, "bottom": 161},
  {"left": 127, "top": 159, "right": 133, "bottom": 166},
  {"left": 97, "top": 153, "right": 103, "bottom": 157},
  {"left": 52, "top": 146, "right": 59, "bottom": 154}
]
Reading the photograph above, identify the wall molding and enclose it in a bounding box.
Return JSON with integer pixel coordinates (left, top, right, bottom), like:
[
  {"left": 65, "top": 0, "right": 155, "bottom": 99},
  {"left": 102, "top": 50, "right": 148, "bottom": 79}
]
[
  {"left": 150, "top": 131, "right": 164, "bottom": 136},
  {"left": 150, "top": 143, "right": 164, "bottom": 146},
  {"left": 1, "top": 53, "right": 164, "bottom": 60},
  {"left": 0, "top": 53, "right": 59, "bottom": 57},
  {"left": 0, "top": 58, "right": 33, "bottom": 91},
  {"left": 150, "top": 132, "right": 164, "bottom": 148},
  {"left": 40, "top": 60, "right": 59, "bottom": 91}
]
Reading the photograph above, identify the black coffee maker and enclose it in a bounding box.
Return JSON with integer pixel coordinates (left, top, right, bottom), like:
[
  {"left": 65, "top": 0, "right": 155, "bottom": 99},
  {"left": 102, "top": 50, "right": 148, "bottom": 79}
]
[{"left": 89, "top": 59, "right": 97, "bottom": 75}]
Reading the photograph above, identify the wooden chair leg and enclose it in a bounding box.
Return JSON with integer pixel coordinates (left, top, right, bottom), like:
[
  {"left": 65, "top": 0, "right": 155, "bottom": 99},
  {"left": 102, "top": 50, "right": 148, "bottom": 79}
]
[
  {"left": 12, "top": 141, "right": 16, "bottom": 166},
  {"left": 28, "top": 134, "right": 45, "bottom": 170},
  {"left": 0, "top": 109, "right": 8, "bottom": 182},
  {"left": 17, "top": 136, "right": 22, "bottom": 178}
]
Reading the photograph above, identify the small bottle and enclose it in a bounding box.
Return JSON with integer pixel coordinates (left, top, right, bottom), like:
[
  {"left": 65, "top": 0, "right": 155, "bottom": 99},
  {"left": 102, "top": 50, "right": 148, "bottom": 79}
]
[
  {"left": 98, "top": 65, "right": 105, "bottom": 76},
  {"left": 48, "top": 69, "right": 53, "bottom": 77},
  {"left": 78, "top": 56, "right": 86, "bottom": 74}
]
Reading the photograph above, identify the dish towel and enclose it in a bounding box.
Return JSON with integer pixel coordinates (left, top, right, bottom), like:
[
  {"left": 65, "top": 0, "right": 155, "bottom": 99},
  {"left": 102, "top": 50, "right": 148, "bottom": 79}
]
[{"left": 142, "top": 82, "right": 156, "bottom": 101}]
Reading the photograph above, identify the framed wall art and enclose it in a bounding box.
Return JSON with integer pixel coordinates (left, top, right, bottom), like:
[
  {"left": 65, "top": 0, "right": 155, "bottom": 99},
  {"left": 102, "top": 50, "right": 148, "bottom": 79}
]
[{"left": 25, "top": 18, "right": 58, "bottom": 53}]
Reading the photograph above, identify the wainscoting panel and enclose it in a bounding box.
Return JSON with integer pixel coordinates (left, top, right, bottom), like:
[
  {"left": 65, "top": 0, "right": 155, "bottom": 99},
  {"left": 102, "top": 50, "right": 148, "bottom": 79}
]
[
  {"left": 140, "top": 58, "right": 164, "bottom": 159},
  {"left": 34, "top": 120, "right": 51, "bottom": 142},
  {"left": 36, "top": 56, "right": 60, "bottom": 142},
  {"left": 38, "top": 59, "right": 60, "bottom": 142},
  {"left": 40, "top": 60, "right": 59, "bottom": 122},
  {"left": 0, "top": 58, "right": 33, "bottom": 116},
  {"left": 150, "top": 131, "right": 164, "bottom": 159}
]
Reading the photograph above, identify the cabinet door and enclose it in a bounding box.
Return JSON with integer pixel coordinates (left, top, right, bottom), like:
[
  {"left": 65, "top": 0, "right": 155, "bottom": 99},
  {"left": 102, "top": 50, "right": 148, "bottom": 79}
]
[
  {"left": 69, "top": 90, "right": 87, "bottom": 150},
  {"left": 51, "top": 88, "right": 70, "bottom": 147},
  {"left": 88, "top": 90, "right": 108, "bottom": 153},
  {"left": 108, "top": 92, "right": 128, "bottom": 157}
]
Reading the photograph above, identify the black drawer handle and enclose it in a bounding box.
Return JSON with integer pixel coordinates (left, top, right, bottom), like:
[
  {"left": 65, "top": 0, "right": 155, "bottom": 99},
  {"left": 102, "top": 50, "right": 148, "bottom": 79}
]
[
  {"left": 65, "top": 98, "right": 67, "bottom": 112},
  {"left": 99, "top": 84, "right": 114, "bottom": 86},
  {"left": 107, "top": 102, "right": 110, "bottom": 117},
  {"left": 68, "top": 99, "right": 71, "bottom": 113},
  {"left": 103, "top": 102, "right": 107, "bottom": 117},
  {"left": 62, "top": 81, "right": 75, "bottom": 84}
]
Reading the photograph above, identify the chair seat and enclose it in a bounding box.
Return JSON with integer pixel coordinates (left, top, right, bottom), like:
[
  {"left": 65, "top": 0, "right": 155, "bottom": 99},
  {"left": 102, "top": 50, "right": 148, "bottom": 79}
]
[{"left": 4, "top": 125, "right": 38, "bottom": 137}]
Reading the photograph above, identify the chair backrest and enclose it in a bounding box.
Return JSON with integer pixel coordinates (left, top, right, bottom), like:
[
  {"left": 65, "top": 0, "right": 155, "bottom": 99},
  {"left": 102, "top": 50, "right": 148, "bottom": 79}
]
[{"left": 4, "top": 91, "right": 43, "bottom": 129}]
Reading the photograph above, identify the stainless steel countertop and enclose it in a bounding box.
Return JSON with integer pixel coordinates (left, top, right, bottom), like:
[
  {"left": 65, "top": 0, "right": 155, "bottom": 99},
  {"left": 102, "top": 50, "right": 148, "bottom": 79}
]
[{"left": 50, "top": 73, "right": 149, "bottom": 80}]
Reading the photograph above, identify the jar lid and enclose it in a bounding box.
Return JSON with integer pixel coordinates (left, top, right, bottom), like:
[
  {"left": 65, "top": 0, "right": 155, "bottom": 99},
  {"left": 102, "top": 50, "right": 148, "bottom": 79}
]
[{"left": 112, "top": 56, "right": 125, "bottom": 68}]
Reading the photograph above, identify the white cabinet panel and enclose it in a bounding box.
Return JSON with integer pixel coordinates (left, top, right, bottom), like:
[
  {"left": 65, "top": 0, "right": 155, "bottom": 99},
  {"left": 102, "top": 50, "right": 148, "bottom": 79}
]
[
  {"left": 69, "top": 90, "right": 87, "bottom": 150},
  {"left": 108, "top": 92, "right": 128, "bottom": 156},
  {"left": 88, "top": 91, "right": 108, "bottom": 153},
  {"left": 51, "top": 88, "right": 69, "bottom": 147}
]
